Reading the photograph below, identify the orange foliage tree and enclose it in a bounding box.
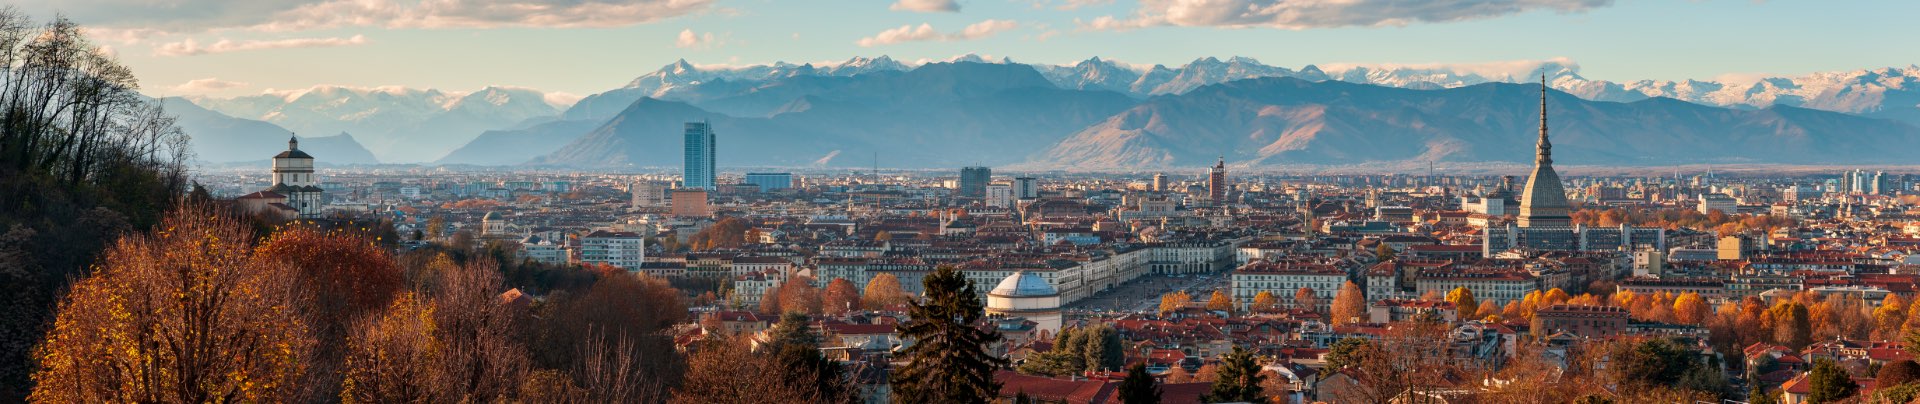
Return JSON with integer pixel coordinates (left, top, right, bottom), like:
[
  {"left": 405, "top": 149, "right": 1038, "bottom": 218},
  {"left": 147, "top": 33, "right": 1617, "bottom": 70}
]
[
  {"left": 31, "top": 207, "right": 312, "bottom": 403},
  {"left": 1330, "top": 281, "right": 1367, "bottom": 325},
  {"left": 822, "top": 278, "right": 862, "bottom": 315}
]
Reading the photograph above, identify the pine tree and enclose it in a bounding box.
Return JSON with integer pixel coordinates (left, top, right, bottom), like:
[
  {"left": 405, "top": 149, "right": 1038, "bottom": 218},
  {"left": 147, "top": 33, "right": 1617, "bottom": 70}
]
[
  {"left": 1117, "top": 364, "right": 1162, "bottom": 404},
  {"left": 1202, "top": 345, "right": 1266, "bottom": 403},
  {"left": 1808, "top": 358, "right": 1858, "bottom": 403},
  {"left": 891, "top": 265, "right": 1005, "bottom": 403},
  {"left": 767, "top": 312, "right": 853, "bottom": 403}
]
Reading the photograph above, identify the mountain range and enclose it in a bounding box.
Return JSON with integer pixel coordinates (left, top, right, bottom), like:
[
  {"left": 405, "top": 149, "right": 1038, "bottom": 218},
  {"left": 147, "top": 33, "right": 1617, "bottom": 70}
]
[
  {"left": 164, "top": 55, "right": 1920, "bottom": 169},
  {"left": 160, "top": 97, "right": 378, "bottom": 165},
  {"left": 188, "top": 86, "right": 565, "bottom": 163}
]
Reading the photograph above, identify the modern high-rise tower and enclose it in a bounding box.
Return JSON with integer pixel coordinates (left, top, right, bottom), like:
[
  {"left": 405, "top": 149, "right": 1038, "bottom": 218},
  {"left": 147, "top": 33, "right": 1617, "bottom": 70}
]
[
  {"left": 1517, "top": 76, "right": 1571, "bottom": 228},
  {"left": 1208, "top": 157, "right": 1226, "bottom": 202},
  {"left": 1152, "top": 173, "right": 1168, "bottom": 192},
  {"left": 959, "top": 166, "right": 991, "bottom": 198},
  {"left": 683, "top": 121, "right": 715, "bottom": 189}
]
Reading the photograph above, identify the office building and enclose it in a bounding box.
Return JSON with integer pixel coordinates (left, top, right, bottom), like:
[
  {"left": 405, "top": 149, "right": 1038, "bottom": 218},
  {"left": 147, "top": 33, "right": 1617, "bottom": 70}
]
[
  {"left": 1013, "top": 177, "right": 1039, "bottom": 199},
  {"left": 683, "top": 121, "right": 716, "bottom": 189},
  {"left": 959, "top": 166, "right": 991, "bottom": 198},
  {"left": 744, "top": 172, "right": 793, "bottom": 191}
]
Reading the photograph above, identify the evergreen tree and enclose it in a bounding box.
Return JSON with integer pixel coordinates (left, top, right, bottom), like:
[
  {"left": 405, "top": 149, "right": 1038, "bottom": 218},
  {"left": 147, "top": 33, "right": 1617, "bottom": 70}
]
[
  {"left": 1749, "top": 381, "right": 1777, "bottom": 404},
  {"left": 1117, "top": 364, "right": 1162, "bottom": 404},
  {"left": 1202, "top": 345, "right": 1266, "bottom": 403},
  {"left": 891, "top": 265, "right": 1005, "bottom": 403},
  {"left": 1807, "top": 358, "right": 1857, "bottom": 403},
  {"left": 1087, "top": 325, "right": 1125, "bottom": 372},
  {"left": 766, "top": 312, "right": 854, "bottom": 402}
]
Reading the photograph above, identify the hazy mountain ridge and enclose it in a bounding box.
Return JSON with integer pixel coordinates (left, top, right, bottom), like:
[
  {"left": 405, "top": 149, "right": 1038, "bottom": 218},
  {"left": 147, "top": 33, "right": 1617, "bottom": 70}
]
[
  {"left": 172, "top": 55, "right": 1920, "bottom": 168},
  {"left": 531, "top": 62, "right": 1138, "bottom": 168},
  {"left": 1030, "top": 78, "right": 1920, "bottom": 169},
  {"left": 186, "top": 85, "right": 566, "bottom": 163},
  {"left": 159, "top": 97, "right": 379, "bottom": 165}
]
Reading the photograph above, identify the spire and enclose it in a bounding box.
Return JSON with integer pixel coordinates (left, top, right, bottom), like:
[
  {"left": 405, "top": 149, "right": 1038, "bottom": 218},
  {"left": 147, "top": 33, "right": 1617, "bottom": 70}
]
[
  {"left": 288, "top": 134, "right": 299, "bottom": 151},
  {"left": 1536, "top": 73, "right": 1551, "bottom": 166}
]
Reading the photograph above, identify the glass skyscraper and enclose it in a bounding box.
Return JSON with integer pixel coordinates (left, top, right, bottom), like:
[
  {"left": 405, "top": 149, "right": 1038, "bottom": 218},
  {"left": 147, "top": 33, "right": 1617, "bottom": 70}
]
[{"left": 683, "top": 121, "right": 715, "bottom": 189}]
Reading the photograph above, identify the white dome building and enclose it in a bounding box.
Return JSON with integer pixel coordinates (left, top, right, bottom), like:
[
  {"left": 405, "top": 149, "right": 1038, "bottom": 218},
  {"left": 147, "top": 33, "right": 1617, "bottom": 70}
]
[{"left": 986, "top": 271, "right": 1062, "bottom": 335}]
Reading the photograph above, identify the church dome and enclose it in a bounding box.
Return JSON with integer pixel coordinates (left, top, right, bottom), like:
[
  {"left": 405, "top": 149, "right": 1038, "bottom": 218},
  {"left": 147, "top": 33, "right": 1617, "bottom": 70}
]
[{"left": 989, "top": 271, "right": 1057, "bottom": 298}]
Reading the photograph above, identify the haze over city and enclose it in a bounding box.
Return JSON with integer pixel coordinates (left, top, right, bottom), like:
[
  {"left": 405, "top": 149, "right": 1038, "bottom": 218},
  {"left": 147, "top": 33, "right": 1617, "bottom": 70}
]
[{"left": 4, "top": 1, "right": 1920, "bottom": 403}]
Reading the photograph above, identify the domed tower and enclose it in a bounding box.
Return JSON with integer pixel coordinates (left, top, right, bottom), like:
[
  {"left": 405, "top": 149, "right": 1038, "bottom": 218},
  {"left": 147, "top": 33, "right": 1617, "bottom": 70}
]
[
  {"left": 986, "top": 271, "right": 1062, "bottom": 335},
  {"left": 271, "top": 136, "right": 323, "bottom": 218}
]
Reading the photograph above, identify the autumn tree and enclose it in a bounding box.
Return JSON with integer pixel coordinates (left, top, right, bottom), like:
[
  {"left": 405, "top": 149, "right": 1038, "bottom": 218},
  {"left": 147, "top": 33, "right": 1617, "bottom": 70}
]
[
  {"left": 1330, "top": 281, "right": 1367, "bottom": 325},
  {"left": 1293, "top": 287, "right": 1320, "bottom": 311},
  {"left": 778, "top": 276, "right": 824, "bottom": 315},
  {"left": 1375, "top": 243, "right": 1395, "bottom": 261},
  {"left": 822, "top": 278, "right": 862, "bottom": 315},
  {"left": 1159, "top": 291, "right": 1192, "bottom": 315},
  {"left": 891, "top": 265, "right": 1005, "bottom": 402},
  {"left": 862, "top": 273, "right": 910, "bottom": 310},
  {"left": 519, "top": 268, "right": 686, "bottom": 401},
  {"left": 1206, "top": 290, "right": 1236, "bottom": 314},
  {"left": 1876, "top": 295, "right": 1910, "bottom": 340},
  {"left": 345, "top": 256, "right": 535, "bottom": 401},
  {"left": 687, "top": 217, "right": 750, "bottom": 251},
  {"left": 1475, "top": 301, "right": 1500, "bottom": 321},
  {"left": 674, "top": 336, "right": 842, "bottom": 403},
  {"left": 31, "top": 207, "right": 310, "bottom": 403},
  {"left": 254, "top": 224, "right": 405, "bottom": 400},
  {"left": 1445, "top": 287, "right": 1477, "bottom": 319},
  {"left": 1251, "top": 291, "right": 1280, "bottom": 312},
  {"left": 1770, "top": 301, "right": 1814, "bottom": 349},
  {"left": 1673, "top": 292, "right": 1710, "bottom": 325}
]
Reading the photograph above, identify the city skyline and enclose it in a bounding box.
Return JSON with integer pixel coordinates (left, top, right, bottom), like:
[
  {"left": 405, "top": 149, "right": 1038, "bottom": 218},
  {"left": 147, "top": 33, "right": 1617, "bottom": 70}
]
[{"left": 17, "top": 0, "right": 1920, "bottom": 98}]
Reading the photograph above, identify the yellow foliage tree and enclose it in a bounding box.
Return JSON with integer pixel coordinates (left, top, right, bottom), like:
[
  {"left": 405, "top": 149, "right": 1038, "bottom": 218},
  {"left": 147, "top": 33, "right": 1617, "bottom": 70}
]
[
  {"left": 1251, "top": 291, "right": 1280, "bottom": 313},
  {"left": 1445, "top": 287, "right": 1477, "bottom": 319},
  {"left": 1874, "top": 294, "right": 1908, "bottom": 339},
  {"left": 1542, "top": 288, "right": 1571, "bottom": 306},
  {"left": 1672, "top": 293, "right": 1709, "bottom": 325},
  {"left": 862, "top": 273, "right": 911, "bottom": 310},
  {"left": 31, "top": 207, "right": 311, "bottom": 403},
  {"left": 1206, "top": 291, "right": 1236, "bottom": 314},
  {"left": 1159, "top": 291, "right": 1193, "bottom": 315}
]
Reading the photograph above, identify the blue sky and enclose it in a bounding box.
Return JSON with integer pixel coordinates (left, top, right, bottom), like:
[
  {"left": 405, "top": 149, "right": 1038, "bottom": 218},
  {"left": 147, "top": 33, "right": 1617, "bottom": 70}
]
[{"left": 21, "top": 0, "right": 1920, "bottom": 100}]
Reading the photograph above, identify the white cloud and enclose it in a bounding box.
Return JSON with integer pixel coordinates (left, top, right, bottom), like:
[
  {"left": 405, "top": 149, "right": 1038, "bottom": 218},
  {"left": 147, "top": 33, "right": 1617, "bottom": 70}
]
[
  {"left": 20, "top": 0, "right": 713, "bottom": 34},
  {"left": 1082, "top": 0, "right": 1611, "bottom": 31},
  {"left": 674, "top": 29, "right": 727, "bottom": 49},
  {"left": 1318, "top": 57, "right": 1583, "bottom": 81},
  {"left": 857, "top": 20, "right": 1019, "bottom": 47},
  {"left": 155, "top": 34, "right": 369, "bottom": 56},
  {"left": 889, "top": 0, "right": 960, "bottom": 13},
  {"left": 541, "top": 91, "right": 583, "bottom": 108},
  {"left": 169, "top": 78, "right": 251, "bottom": 94},
  {"left": 1027, "top": 0, "right": 1113, "bottom": 10}
]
